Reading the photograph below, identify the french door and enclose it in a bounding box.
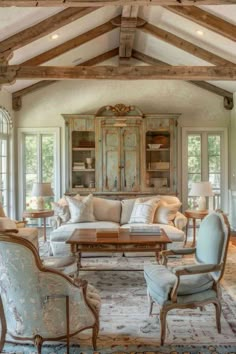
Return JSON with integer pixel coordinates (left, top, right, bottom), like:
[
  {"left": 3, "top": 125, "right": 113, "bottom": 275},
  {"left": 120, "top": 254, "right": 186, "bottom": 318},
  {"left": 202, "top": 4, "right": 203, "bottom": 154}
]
[
  {"left": 18, "top": 128, "right": 60, "bottom": 218},
  {"left": 182, "top": 128, "right": 228, "bottom": 211}
]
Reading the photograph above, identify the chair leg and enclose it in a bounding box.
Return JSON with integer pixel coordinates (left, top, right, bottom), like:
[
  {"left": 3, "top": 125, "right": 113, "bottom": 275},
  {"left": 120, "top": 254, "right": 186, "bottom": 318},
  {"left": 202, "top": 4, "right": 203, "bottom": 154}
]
[
  {"left": 160, "top": 307, "right": 168, "bottom": 346},
  {"left": 147, "top": 290, "right": 154, "bottom": 316},
  {"left": 34, "top": 335, "right": 43, "bottom": 354},
  {"left": 214, "top": 301, "right": 222, "bottom": 333},
  {"left": 92, "top": 323, "right": 99, "bottom": 350}
]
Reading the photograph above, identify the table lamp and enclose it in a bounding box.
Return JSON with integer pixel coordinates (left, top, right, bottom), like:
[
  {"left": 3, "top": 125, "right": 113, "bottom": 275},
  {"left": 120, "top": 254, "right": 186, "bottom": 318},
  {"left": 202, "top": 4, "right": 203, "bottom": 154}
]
[
  {"left": 31, "top": 182, "right": 54, "bottom": 210},
  {"left": 189, "top": 181, "right": 214, "bottom": 211}
]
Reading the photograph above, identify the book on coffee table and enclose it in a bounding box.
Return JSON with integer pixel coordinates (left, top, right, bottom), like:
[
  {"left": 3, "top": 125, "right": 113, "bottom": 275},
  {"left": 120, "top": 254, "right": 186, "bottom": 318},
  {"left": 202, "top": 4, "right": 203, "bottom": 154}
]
[
  {"left": 129, "top": 225, "right": 161, "bottom": 235},
  {"left": 96, "top": 229, "right": 119, "bottom": 238}
]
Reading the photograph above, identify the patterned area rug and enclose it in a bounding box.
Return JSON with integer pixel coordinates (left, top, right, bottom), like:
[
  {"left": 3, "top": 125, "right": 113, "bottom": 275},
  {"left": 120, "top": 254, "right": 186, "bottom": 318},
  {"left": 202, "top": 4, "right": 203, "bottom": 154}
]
[{"left": 2, "top": 240, "right": 236, "bottom": 354}]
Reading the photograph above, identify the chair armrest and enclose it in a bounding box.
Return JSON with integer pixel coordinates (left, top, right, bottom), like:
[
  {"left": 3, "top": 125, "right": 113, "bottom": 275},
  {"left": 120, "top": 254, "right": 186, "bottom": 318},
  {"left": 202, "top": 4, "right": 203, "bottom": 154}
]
[
  {"left": 173, "top": 263, "right": 222, "bottom": 276},
  {"left": 174, "top": 211, "right": 188, "bottom": 230},
  {"left": 170, "top": 263, "right": 222, "bottom": 302},
  {"left": 160, "top": 247, "right": 196, "bottom": 265}
]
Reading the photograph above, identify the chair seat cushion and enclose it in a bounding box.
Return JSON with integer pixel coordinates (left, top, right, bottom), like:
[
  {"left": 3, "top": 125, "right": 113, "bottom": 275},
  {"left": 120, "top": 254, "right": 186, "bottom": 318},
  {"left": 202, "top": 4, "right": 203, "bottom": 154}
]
[{"left": 144, "top": 264, "right": 214, "bottom": 305}]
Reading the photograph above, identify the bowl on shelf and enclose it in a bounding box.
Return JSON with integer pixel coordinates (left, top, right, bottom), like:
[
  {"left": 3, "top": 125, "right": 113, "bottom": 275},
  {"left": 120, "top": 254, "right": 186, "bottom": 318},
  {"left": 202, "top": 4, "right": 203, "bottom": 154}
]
[{"left": 148, "top": 144, "right": 162, "bottom": 149}]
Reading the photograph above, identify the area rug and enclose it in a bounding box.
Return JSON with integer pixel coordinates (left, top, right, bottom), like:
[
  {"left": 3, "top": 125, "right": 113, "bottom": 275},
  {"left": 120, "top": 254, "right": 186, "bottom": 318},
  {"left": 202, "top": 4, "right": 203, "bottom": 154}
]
[{"left": 2, "top": 241, "right": 236, "bottom": 354}]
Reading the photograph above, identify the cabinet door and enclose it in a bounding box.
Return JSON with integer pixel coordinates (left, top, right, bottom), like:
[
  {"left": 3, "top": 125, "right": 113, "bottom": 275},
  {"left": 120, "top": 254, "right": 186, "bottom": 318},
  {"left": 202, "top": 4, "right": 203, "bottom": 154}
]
[
  {"left": 121, "top": 127, "right": 140, "bottom": 191},
  {"left": 102, "top": 127, "right": 120, "bottom": 191}
]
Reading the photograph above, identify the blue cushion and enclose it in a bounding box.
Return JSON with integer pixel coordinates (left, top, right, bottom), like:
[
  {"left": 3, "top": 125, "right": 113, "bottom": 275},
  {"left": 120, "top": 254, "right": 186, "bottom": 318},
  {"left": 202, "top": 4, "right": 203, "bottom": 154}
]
[{"left": 144, "top": 264, "right": 214, "bottom": 305}]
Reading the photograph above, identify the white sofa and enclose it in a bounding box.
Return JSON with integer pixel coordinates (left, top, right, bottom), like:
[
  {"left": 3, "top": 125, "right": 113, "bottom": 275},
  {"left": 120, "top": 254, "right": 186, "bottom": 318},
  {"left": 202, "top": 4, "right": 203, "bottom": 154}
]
[{"left": 50, "top": 195, "right": 187, "bottom": 257}]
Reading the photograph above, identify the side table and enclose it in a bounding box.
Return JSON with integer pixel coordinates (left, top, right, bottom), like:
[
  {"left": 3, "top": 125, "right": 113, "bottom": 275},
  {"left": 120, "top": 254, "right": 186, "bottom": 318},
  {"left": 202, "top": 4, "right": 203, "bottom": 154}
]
[
  {"left": 184, "top": 209, "right": 209, "bottom": 247},
  {"left": 22, "top": 210, "right": 54, "bottom": 242}
]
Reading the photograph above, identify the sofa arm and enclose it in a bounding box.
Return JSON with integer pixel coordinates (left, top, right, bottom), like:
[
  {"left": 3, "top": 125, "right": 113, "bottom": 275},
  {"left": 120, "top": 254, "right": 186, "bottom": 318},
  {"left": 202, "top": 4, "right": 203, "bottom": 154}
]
[
  {"left": 50, "top": 215, "right": 62, "bottom": 230},
  {"left": 174, "top": 212, "right": 187, "bottom": 230}
]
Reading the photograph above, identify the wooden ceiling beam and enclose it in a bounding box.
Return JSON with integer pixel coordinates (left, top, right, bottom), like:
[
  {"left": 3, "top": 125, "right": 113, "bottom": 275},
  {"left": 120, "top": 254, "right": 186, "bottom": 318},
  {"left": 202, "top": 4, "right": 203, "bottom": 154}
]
[
  {"left": 0, "top": 1, "right": 235, "bottom": 6},
  {"left": 119, "top": 6, "right": 139, "bottom": 65},
  {"left": 140, "top": 20, "right": 234, "bottom": 66},
  {"left": 165, "top": 6, "right": 236, "bottom": 42},
  {"left": 1, "top": 64, "right": 236, "bottom": 84},
  {"left": 21, "top": 17, "right": 118, "bottom": 66},
  {"left": 0, "top": 7, "right": 97, "bottom": 64},
  {"left": 132, "top": 49, "right": 234, "bottom": 109},
  {"left": 12, "top": 47, "right": 119, "bottom": 110}
]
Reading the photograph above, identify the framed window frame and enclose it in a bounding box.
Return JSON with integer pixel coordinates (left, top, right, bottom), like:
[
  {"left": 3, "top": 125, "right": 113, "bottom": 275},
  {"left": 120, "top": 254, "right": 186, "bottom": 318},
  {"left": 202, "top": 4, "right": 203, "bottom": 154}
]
[
  {"left": 18, "top": 127, "right": 60, "bottom": 218},
  {"left": 182, "top": 127, "right": 228, "bottom": 212}
]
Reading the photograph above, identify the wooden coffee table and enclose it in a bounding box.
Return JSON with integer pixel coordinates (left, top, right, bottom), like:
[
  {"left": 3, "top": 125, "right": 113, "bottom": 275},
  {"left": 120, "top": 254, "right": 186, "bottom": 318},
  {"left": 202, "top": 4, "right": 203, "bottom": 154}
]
[{"left": 66, "top": 228, "right": 171, "bottom": 276}]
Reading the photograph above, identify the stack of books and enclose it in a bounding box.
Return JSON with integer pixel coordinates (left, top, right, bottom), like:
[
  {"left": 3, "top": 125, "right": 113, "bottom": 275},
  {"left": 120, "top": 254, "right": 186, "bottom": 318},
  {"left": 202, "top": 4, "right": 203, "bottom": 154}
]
[
  {"left": 130, "top": 225, "right": 161, "bottom": 235},
  {"left": 73, "top": 162, "right": 85, "bottom": 170}
]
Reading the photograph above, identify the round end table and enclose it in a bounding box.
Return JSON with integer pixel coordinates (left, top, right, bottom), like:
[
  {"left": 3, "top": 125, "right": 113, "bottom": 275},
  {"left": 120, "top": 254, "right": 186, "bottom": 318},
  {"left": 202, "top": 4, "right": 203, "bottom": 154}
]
[
  {"left": 184, "top": 209, "right": 209, "bottom": 247},
  {"left": 22, "top": 209, "right": 54, "bottom": 242}
]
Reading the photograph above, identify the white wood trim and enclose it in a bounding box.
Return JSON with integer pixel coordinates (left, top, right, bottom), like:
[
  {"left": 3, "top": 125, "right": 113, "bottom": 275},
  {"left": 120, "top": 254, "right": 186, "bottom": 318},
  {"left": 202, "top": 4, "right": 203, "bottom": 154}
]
[
  {"left": 181, "top": 127, "right": 228, "bottom": 212},
  {"left": 17, "top": 127, "right": 60, "bottom": 219}
]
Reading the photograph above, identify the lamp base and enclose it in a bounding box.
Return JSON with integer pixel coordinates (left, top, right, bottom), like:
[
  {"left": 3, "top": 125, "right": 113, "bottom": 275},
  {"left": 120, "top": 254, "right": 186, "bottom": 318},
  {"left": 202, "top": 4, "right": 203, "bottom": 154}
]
[
  {"left": 36, "top": 197, "right": 45, "bottom": 210},
  {"left": 197, "top": 196, "right": 207, "bottom": 211}
]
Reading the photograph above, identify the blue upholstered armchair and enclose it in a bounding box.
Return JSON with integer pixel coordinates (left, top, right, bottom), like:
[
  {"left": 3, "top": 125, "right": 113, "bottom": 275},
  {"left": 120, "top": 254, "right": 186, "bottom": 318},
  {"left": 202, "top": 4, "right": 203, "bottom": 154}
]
[
  {"left": 144, "top": 210, "right": 230, "bottom": 345},
  {"left": 0, "top": 233, "right": 101, "bottom": 353}
]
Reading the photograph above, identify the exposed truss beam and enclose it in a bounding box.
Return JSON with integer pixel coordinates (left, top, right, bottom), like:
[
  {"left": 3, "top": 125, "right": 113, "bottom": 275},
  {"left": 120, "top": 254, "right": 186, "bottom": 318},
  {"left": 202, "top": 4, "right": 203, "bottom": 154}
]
[
  {"left": 140, "top": 20, "right": 234, "bottom": 66},
  {"left": 1, "top": 65, "right": 236, "bottom": 84},
  {"left": 119, "top": 6, "right": 139, "bottom": 65},
  {"left": 0, "top": 1, "right": 235, "bottom": 6},
  {"left": 21, "top": 17, "right": 118, "bottom": 66},
  {"left": 0, "top": 7, "right": 97, "bottom": 64},
  {"left": 165, "top": 6, "right": 236, "bottom": 42},
  {"left": 132, "top": 49, "right": 234, "bottom": 109},
  {"left": 12, "top": 48, "right": 119, "bottom": 110}
]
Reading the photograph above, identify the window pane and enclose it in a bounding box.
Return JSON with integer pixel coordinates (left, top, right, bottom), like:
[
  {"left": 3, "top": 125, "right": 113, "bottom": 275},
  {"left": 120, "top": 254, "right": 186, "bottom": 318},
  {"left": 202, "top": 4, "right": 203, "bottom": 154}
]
[
  {"left": 209, "top": 156, "right": 220, "bottom": 173},
  {"left": 188, "top": 157, "right": 201, "bottom": 173},
  {"left": 25, "top": 136, "right": 37, "bottom": 174},
  {"left": 208, "top": 135, "right": 220, "bottom": 155},
  {"left": 42, "top": 135, "right": 54, "bottom": 183},
  {"left": 209, "top": 173, "right": 221, "bottom": 190},
  {"left": 188, "top": 135, "right": 201, "bottom": 156}
]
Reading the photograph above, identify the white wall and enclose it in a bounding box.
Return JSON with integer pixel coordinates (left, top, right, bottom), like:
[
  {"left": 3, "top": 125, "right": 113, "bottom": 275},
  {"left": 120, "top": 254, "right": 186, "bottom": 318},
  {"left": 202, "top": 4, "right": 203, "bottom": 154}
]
[{"left": 0, "top": 88, "right": 14, "bottom": 117}]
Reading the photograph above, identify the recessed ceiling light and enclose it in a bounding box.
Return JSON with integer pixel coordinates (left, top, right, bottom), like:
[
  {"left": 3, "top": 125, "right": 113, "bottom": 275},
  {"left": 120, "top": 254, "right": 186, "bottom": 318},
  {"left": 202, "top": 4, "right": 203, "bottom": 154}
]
[
  {"left": 51, "top": 34, "right": 59, "bottom": 40},
  {"left": 196, "top": 30, "right": 204, "bottom": 36}
]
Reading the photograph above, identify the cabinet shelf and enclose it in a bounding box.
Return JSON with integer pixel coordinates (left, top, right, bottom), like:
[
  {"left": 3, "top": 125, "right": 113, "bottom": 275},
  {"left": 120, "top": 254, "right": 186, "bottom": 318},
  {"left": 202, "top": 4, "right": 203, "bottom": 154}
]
[
  {"left": 72, "top": 147, "right": 95, "bottom": 151},
  {"left": 146, "top": 148, "right": 170, "bottom": 152},
  {"left": 72, "top": 169, "right": 95, "bottom": 172},
  {"left": 147, "top": 169, "right": 170, "bottom": 172}
]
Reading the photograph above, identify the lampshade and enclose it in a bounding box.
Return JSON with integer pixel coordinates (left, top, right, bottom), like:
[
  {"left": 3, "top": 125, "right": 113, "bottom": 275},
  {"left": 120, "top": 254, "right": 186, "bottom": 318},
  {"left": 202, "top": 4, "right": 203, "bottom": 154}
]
[
  {"left": 189, "top": 181, "right": 214, "bottom": 211},
  {"left": 189, "top": 182, "right": 214, "bottom": 197},
  {"left": 32, "top": 183, "right": 54, "bottom": 197}
]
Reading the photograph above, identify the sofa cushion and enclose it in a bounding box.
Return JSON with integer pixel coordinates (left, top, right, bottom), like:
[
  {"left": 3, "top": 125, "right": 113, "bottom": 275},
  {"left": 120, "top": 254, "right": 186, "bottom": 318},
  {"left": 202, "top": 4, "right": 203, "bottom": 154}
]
[
  {"left": 51, "top": 202, "right": 70, "bottom": 223},
  {"left": 154, "top": 201, "right": 181, "bottom": 225},
  {"left": 65, "top": 194, "right": 95, "bottom": 223},
  {"left": 93, "top": 197, "right": 121, "bottom": 223},
  {"left": 121, "top": 198, "right": 136, "bottom": 225},
  {"left": 129, "top": 198, "right": 159, "bottom": 224}
]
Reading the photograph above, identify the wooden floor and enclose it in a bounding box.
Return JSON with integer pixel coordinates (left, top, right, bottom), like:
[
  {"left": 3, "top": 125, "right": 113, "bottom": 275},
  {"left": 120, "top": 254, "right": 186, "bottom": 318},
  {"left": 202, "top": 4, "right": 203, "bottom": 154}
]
[{"left": 231, "top": 235, "right": 236, "bottom": 246}]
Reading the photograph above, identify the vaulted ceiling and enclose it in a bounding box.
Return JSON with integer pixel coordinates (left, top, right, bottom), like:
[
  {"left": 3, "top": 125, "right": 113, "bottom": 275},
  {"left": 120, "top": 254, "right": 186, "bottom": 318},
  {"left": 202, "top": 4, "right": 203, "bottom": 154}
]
[{"left": 0, "top": 1, "right": 236, "bottom": 110}]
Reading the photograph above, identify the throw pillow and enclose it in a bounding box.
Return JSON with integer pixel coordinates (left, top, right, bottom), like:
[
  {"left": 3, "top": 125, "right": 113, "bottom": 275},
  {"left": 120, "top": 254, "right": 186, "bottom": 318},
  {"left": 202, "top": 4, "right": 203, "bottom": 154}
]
[
  {"left": 129, "top": 198, "right": 159, "bottom": 224},
  {"left": 65, "top": 194, "right": 95, "bottom": 223},
  {"left": 154, "top": 201, "right": 180, "bottom": 224},
  {"left": 51, "top": 202, "right": 70, "bottom": 223}
]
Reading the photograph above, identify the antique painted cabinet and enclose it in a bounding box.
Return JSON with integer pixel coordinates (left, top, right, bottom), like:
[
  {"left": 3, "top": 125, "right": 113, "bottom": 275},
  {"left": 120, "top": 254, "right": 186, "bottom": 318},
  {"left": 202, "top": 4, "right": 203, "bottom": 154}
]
[{"left": 63, "top": 104, "right": 179, "bottom": 196}]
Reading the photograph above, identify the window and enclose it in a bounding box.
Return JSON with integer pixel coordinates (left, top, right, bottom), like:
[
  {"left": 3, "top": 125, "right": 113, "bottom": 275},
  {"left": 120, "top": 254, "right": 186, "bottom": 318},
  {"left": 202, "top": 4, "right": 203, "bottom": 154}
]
[
  {"left": 18, "top": 128, "right": 60, "bottom": 217},
  {"left": 0, "top": 107, "right": 12, "bottom": 215},
  {"left": 182, "top": 128, "right": 228, "bottom": 211}
]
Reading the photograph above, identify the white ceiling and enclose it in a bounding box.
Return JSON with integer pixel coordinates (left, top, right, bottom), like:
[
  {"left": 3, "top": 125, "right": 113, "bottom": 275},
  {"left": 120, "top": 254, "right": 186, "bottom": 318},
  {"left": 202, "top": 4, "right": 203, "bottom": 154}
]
[{"left": 1, "top": 5, "right": 236, "bottom": 94}]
